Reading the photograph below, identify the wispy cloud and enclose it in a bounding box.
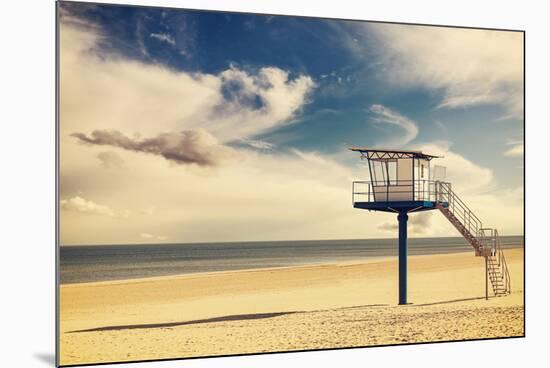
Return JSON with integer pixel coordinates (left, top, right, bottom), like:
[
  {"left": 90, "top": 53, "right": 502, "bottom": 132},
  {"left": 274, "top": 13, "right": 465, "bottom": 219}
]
[
  {"left": 434, "top": 120, "right": 447, "bottom": 132},
  {"left": 141, "top": 206, "right": 156, "bottom": 216},
  {"left": 503, "top": 140, "right": 523, "bottom": 157},
  {"left": 140, "top": 233, "right": 168, "bottom": 241},
  {"left": 136, "top": 18, "right": 150, "bottom": 57},
  {"left": 60, "top": 19, "right": 315, "bottom": 145},
  {"left": 97, "top": 151, "right": 125, "bottom": 169},
  {"left": 150, "top": 32, "right": 175, "bottom": 46},
  {"left": 58, "top": 7, "right": 524, "bottom": 245},
  {"left": 368, "top": 104, "right": 419, "bottom": 146},
  {"left": 61, "top": 196, "right": 115, "bottom": 217},
  {"left": 366, "top": 24, "right": 523, "bottom": 119},
  {"left": 415, "top": 142, "right": 494, "bottom": 194},
  {"left": 240, "top": 139, "right": 275, "bottom": 150}
]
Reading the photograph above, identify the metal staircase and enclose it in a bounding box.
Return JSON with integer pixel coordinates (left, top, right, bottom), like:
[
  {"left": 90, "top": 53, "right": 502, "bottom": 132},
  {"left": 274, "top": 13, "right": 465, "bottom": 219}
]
[{"left": 435, "top": 182, "right": 511, "bottom": 297}]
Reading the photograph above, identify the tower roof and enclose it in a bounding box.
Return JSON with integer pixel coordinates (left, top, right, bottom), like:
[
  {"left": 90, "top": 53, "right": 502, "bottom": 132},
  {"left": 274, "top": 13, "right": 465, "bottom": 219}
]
[{"left": 349, "top": 147, "right": 440, "bottom": 160}]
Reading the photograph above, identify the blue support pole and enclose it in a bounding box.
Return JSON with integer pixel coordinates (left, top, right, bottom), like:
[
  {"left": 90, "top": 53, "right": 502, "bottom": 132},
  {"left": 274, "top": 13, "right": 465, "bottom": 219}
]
[{"left": 398, "top": 211, "right": 408, "bottom": 305}]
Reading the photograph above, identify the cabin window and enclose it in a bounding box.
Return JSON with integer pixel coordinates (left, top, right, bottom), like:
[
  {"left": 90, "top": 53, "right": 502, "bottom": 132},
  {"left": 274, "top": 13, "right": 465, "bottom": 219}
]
[
  {"left": 414, "top": 158, "right": 429, "bottom": 181},
  {"left": 397, "top": 158, "right": 413, "bottom": 185},
  {"left": 372, "top": 160, "right": 386, "bottom": 185},
  {"left": 387, "top": 160, "right": 397, "bottom": 185}
]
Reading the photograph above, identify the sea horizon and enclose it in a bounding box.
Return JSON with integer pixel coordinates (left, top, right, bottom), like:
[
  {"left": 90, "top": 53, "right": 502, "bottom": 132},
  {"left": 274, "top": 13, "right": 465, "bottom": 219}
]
[{"left": 60, "top": 235, "right": 523, "bottom": 284}]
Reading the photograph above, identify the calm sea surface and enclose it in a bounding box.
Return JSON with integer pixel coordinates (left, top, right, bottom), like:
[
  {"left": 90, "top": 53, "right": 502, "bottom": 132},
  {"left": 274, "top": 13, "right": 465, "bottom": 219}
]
[{"left": 59, "top": 236, "right": 523, "bottom": 284}]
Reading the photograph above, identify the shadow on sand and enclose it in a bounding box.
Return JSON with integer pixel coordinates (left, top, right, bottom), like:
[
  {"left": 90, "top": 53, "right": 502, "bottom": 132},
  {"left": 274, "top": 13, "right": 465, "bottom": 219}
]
[
  {"left": 338, "top": 304, "right": 389, "bottom": 310},
  {"left": 68, "top": 297, "right": 494, "bottom": 334},
  {"left": 411, "top": 296, "right": 491, "bottom": 307},
  {"left": 69, "top": 311, "right": 298, "bottom": 333}
]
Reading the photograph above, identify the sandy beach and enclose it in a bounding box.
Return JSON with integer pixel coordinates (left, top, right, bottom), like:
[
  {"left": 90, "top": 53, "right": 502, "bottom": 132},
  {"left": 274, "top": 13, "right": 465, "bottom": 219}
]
[{"left": 59, "top": 248, "right": 524, "bottom": 366}]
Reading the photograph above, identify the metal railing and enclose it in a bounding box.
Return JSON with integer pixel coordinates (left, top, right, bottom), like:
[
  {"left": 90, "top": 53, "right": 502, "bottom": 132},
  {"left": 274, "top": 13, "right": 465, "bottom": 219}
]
[
  {"left": 436, "top": 182, "right": 483, "bottom": 240},
  {"left": 478, "top": 228, "right": 512, "bottom": 294},
  {"left": 478, "top": 228, "right": 498, "bottom": 256},
  {"left": 352, "top": 179, "right": 511, "bottom": 296},
  {"left": 352, "top": 180, "right": 483, "bottom": 242},
  {"left": 352, "top": 179, "right": 440, "bottom": 204}
]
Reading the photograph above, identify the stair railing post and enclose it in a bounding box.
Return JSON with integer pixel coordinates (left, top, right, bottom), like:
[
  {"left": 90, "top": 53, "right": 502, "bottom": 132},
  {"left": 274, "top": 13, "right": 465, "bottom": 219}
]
[
  {"left": 485, "top": 256, "right": 489, "bottom": 300},
  {"left": 368, "top": 182, "right": 371, "bottom": 203}
]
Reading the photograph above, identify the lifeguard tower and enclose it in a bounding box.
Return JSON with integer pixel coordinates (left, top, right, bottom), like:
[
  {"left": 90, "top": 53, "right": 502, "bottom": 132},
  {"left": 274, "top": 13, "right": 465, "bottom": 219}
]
[{"left": 350, "top": 147, "right": 511, "bottom": 305}]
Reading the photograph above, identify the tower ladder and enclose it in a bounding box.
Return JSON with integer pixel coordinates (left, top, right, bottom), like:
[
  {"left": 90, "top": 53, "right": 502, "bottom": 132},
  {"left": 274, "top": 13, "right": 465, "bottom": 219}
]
[{"left": 435, "top": 182, "right": 511, "bottom": 297}]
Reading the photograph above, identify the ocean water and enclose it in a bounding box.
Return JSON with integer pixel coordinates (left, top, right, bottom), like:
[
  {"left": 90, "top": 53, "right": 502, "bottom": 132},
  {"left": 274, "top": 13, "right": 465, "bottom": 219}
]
[{"left": 59, "top": 236, "right": 523, "bottom": 284}]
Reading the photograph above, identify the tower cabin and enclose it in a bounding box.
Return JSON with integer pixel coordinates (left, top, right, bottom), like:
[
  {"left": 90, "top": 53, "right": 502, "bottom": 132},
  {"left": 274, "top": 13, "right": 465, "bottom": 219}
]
[
  {"left": 350, "top": 147, "right": 511, "bottom": 305},
  {"left": 350, "top": 147, "right": 443, "bottom": 209}
]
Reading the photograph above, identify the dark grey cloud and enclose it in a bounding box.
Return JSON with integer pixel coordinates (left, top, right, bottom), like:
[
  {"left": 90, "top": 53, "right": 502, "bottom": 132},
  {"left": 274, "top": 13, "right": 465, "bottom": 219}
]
[
  {"left": 378, "top": 222, "right": 398, "bottom": 232},
  {"left": 377, "top": 212, "right": 433, "bottom": 234},
  {"left": 71, "top": 129, "right": 230, "bottom": 166},
  {"left": 409, "top": 212, "right": 433, "bottom": 234}
]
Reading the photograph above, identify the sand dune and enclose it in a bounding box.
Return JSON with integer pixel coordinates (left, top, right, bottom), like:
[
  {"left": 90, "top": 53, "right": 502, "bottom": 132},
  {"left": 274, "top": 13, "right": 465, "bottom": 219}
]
[{"left": 59, "top": 248, "right": 524, "bottom": 365}]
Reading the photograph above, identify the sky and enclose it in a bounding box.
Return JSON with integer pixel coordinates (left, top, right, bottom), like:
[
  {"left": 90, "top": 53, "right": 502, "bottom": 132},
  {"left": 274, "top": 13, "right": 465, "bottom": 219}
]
[{"left": 58, "top": 1, "right": 524, "bottom": 245}]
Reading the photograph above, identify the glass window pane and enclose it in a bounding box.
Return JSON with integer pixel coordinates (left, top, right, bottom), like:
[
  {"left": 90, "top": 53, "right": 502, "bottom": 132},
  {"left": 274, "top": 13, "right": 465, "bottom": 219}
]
[
  {"left": 375, "top": 161, "right": 386, "bottom": 185},
  {"left": 387, "top": 161, "right": 397, "bottom": 185},
  {"left": 397, "top": 158, "right": 412, "bottom": 183}
]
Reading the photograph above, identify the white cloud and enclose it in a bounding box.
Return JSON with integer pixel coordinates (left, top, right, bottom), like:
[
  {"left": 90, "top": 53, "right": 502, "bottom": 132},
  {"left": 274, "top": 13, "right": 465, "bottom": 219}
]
[
  {"left": 367, "top": 24, "right": 523, "bottom": 118},
  {"left": 58, "top": 13, "right": 523, "bottom": 245},
  {"left": 59, "top": 15, "right": 318, "bottom": 244},
  {"left": 414, "top": 142, "right": 494, "bottom": 194},
  {"left": 150, "top": 32, "right": 175, "bottom": 46},
  {"left": 60, "top": 21, "right": 315, "bottom": 146},
  {"left": 241, "top": 139, "right": 275, "bottom": 150},
  {"left": 140, "top": 232, "right": 167, "bottom": 241},
  {"left": 210, "top": 66, "right": 316, "bottom": 141},
  {"left": 60, "top": 136, "right": 523, "bottom": 244},
  {"left": 369, "top": 104, "right": 419, "bottom": 146},
  {"left": 504, "top": 141, "right": 523, "bottom": 157},
  {"left": 60, "top": 196, "right": 115, "bottom": 217},
  {"left": 141, "top": 206, "right": 156, "bottom": 216},
  {"left": 410, "top": 142, "right": 522, "bottom": 236}
]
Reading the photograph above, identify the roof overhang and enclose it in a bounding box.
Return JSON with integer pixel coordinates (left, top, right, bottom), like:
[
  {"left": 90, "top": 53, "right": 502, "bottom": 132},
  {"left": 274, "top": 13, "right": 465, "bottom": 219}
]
[{"left": 349, "top": 147, "right": 440, "bottom": 161}]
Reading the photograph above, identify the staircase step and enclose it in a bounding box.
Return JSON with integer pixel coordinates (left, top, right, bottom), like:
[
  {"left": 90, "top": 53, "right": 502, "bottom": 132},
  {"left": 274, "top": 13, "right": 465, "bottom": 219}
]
[{"left": 437, "top": 189, "right": 510, "bottom": 297}]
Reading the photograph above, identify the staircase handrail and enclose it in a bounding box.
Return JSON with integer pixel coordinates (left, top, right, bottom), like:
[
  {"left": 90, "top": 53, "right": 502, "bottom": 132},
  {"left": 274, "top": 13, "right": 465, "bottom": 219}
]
[
  {"left": 435, "top": 182, "right": 511, "bottom": 296},
  {"left": 436, "top": 181, "right": 483, "bottom": 237},
  {"left": 494, "top": 229, "right": 512, "bottom": 294}
]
